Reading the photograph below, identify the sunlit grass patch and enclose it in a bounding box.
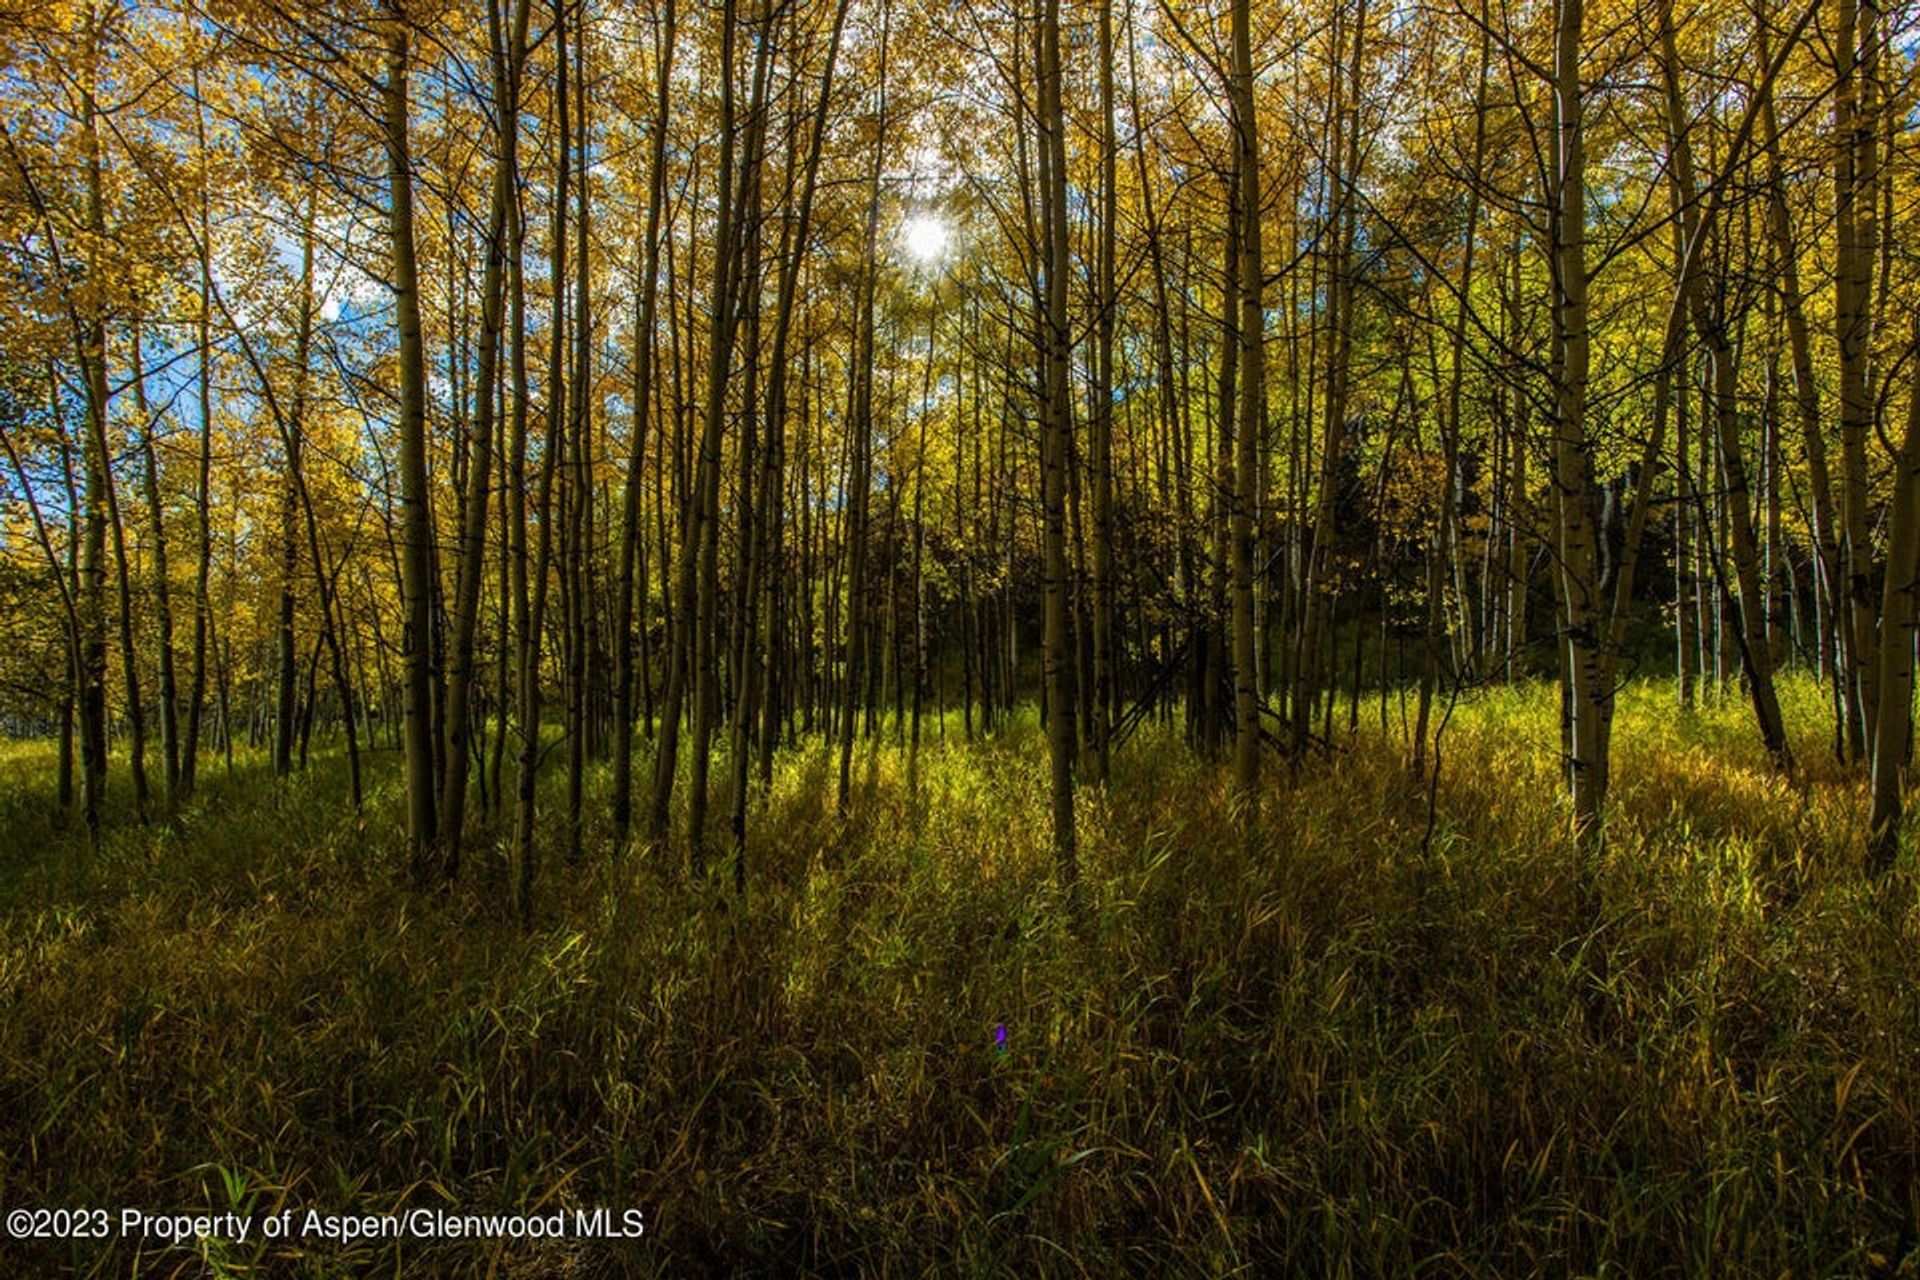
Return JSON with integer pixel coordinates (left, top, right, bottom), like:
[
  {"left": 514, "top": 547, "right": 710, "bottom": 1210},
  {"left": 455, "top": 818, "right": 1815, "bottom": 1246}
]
[{"left": 1, "top": 675, "right": 1917, "bottom": 1275}]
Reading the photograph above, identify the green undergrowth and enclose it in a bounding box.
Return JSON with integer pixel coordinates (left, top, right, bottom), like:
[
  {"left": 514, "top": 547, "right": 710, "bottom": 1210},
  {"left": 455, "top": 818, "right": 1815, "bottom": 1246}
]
[{"left": 2, "top": 675, "right": 1918, "bottom": 1277}]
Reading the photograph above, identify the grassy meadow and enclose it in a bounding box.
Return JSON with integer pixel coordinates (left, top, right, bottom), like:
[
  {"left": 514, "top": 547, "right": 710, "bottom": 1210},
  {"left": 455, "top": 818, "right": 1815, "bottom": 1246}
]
[{"left": 1, "top": 675, "right": 1918, "bottom": 1276}]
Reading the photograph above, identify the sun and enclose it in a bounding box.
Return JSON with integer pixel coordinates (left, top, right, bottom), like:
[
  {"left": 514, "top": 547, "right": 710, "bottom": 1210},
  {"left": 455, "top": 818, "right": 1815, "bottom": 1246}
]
[{"left": 901, "top": 214, "right": 950, "bottom": 264}]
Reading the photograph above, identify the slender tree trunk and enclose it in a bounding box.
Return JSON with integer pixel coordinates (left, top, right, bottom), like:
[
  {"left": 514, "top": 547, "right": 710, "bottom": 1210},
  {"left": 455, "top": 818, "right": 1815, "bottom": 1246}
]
[
  {"left": 1657, "top": 0, "right": 1791, "bottom": 769},
  {"left": 102, "top": 361, "right": 150, "bottom": 824},
  {"left": 1229, "top": 0, "right": 1265, "bottom": 804},
  {"left": 272, "top": 425, "right": 300, "bottom": 780},
  {"left": 907, "top": 308, "right": 933, "bottom": 783},
  {"left": 1836, "top": 0, "right": 1878, "bottom": 754},
  {"left": 1550, "top": 0, "right": 1607, "bottom": 841},
  {"left": 612, "top": 0, "right": 676, "bottom": 852},
  {"left": 652, "top": 0, "right": 753, "bottom": 869},
  {"left": 688, "top": 0, "right": 770, "bottom": 868},
  {"left": 506, "top": 140, "right": 545, "bottom": 920},
  {"left": 439, "top": 0, "right": 529, "bottom": 879},
  {"left": 1866, "top": 326, "right": 1920, "bottom": 870},
  {"left": 385, "top": 0, "right": 439, "bottom": 874},
  {"left": 1039, "top": 0, "right": 1077, "bottom": 889},
  {"left": 75, "top": 38, "right": 111, "bottom": 836},
  {"left": 132, "top": 326, "right": 179, "bottom": 807},
  {"left": 182, "top": 65, "right": 214, "bottom": 797},
  {"left": 735, "top": 0, "right": 848, "bottom": 850},
  {"left": 1086, "top": 0, "right": 1117, "bottom": 786},
  {"left": 723, "top": 17, "right": 776, "bottom": 889},
  {"left": 1293, "top": 2, "right": 1365, "bottom": 752},
  {"left": 564, "top": 5, "right": 594, "bottom": 866},
  {"left": 837, "top": 17, "right": 888, "bottom": 816}
]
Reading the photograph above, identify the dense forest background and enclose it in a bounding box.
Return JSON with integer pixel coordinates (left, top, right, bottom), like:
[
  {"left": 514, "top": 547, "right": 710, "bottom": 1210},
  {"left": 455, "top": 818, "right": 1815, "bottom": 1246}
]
[{"left": 3, "top": 0, "right": 1920, "bottom": 1273}]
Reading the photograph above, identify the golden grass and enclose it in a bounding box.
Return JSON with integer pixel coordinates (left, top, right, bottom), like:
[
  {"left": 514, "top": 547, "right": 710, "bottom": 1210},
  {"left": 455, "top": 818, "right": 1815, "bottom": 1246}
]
[{"left": 1, "top": 675, "right": 1917, "bottom": 1277}]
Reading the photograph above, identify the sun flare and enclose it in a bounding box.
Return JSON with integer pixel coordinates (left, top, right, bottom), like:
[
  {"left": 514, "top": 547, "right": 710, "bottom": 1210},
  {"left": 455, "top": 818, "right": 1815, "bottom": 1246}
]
[{"left": 901, "top": 214, "right": 950, "bottom": 263}]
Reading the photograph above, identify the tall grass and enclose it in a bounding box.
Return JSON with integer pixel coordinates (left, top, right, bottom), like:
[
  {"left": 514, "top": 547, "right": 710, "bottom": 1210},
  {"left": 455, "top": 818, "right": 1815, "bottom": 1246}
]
[{"left": 1, "top": 676, "right": 1916, "bottom": 1276}]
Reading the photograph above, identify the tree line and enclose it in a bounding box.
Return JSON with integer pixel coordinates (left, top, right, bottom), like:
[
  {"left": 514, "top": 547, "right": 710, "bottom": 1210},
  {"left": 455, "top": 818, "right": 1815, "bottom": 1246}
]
[{"left": 1, "top": 0, "right": 1917, "bottom": 913}]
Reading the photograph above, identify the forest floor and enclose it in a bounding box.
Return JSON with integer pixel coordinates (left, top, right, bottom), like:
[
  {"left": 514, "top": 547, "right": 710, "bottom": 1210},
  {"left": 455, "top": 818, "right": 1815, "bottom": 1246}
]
[{"left": 1, "top": 675, "right": 1918, "bottom": 1277}]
